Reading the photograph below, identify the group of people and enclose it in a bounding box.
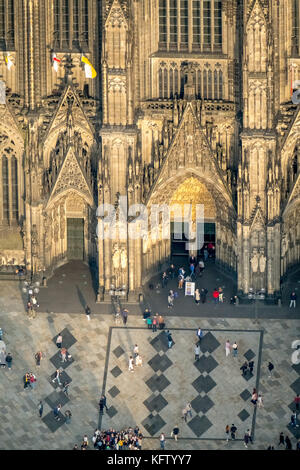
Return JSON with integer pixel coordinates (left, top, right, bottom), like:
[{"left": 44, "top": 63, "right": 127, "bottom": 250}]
[
  {"left": 74, "top": 427, "right": 144, "bottom": 450},
  {"left": 143, "top": 309, "right": 165, "bottom": 331},
  {"left": 23, "top": 372, "right": 37, "bottom": 389},
  {"left": 129, "top": 344, "right": 143, "bottom": 371}
]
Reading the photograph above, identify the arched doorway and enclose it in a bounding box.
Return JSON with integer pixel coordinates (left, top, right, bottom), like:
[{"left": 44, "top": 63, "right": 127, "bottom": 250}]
[
  {"left": 142, "top": 173, "right": 236, "bottom": 281},
  {"left": 169, "top": 176, "right": 217, "bottom": 258}
]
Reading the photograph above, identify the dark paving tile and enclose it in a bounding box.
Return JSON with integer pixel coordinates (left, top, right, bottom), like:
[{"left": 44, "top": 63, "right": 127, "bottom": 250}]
[
  {"left": 288, "top": 401, "right": 300, "bottom": 414},
  {"left": 52, "top": 328, "right": 77, "bottom": 349},
  {"left": 238, "top": 409, "right": 250, "bottom": 422},
  {"left": 113, "top": 346, "right": 125, "bottom": 358},
  {"left": 49, "top": 350, "right": 74, "bottom": 370},
  {"left": 273, "top": 405, "right": 288, "bottom": 419},
  {"left": 106, "top": 406, "right": 118, "bottom": 418},
  {"left": 191, "top": 394, "right": 214, "bottom": 414},
  {"left": 240, "top": 389, "right": 252, "bottom": 401},
  {"left": 145, "top": 373, "right": 171, "bottom": 393},
  {"left": 242, "top": 370, "right": 254, "bottom": 381},
  {"left": 148, "top": 354, "right": 173, "bottom": 373},
  {"left": 192, "top": 375, "right": 217, "bottom": 394},
  {"left": 292, "top": 363, "right": 300, "bottom": 375},
  {"left": 287, "top": 424, "right": 300, "bottom": 440},
  {"left": 110, "top": 366, "right": 122, "bottom": 378},
  {"left": 108, "top": 386, "right": 120, "bottom": 398},
  {"left": 142, "top": 413, "right": 166, "bottom": 436},
  {"left": 188, "top": 415, "right": 212, "bottom": 437},
  {"left": 200, "top": 332, "right": 220, "bottom": 354},
  {"left": 149, "top": 332, "right": 170, "bottom": 353},
  {"left": 44, "top": 390, "right": 70, "bottom": 408},
  {"left": 244, "top": 349, "right": 256, "bottom": 361},
  {"left": 143, "top": 394, "right": 168, "bottom": 413},
  {"left": 42, "top": 411, "right": 66, "bottom": 433},
  {"left": 194, "top": 355, "right": 218, "bottom": 374}
]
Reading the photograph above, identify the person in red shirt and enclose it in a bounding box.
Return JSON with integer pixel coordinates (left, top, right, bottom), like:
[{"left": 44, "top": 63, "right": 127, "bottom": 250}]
[
  {"left": 213, "top": 288, "right": 219, "bottom": 304},
  {"left": 294, "top": 394, "right": 300, "bottom": 411}
]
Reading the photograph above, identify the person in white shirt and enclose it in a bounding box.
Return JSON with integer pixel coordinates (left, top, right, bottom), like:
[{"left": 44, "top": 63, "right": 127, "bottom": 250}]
[{"left": 129, "top": 356, "right": 134, "bottom": 372}]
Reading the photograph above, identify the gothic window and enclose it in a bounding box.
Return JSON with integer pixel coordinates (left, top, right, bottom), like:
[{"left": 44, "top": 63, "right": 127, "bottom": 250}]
[
  {"left": 158, "top": 0, "right": 222, "bottom": 52},
  {"left": 1, "top": 153, "right": 19, "bottom": 222},
  {"left": 53, "top": 0, "right": 89, "bottom": 51},
  {"left": 0, "top": 0, "right": 15, "bottom": 50},
  {"left": 292, "top": 0, "right": 300, "bottom": 55},
  {"left": 207, "top": 69, "right": 212, "bottom": 98}
]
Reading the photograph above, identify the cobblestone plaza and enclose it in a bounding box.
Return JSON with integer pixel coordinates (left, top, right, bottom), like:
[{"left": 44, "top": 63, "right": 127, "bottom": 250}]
[{"left": 0, "top": 279, "right": 299, "bottom": 451}]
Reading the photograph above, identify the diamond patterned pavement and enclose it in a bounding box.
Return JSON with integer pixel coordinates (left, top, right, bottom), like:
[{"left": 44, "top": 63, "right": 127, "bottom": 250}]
[{"left": 0, "top": 280, "right": 300, "bottom": 450}]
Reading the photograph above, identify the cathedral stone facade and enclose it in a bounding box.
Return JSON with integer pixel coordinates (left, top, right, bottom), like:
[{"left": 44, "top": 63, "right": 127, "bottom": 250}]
[{"left": 0, "top": 0, "right": 299, "bottom": 301}]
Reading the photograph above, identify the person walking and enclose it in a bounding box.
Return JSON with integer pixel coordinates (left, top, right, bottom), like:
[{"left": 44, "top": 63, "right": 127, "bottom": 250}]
[
  {"left": 5, "top": 352, "right": 12, "bottom": 370},
  {"left": 29, "top": 373, "right": 37, "bottom": 389},
  {"left": 230, "top": 424, "right": 237, "bottom": 440},
  {"left": 178, "top": 273, "right": 184, "bottom": 290},
  {"left": 185, "top": 402, "right": 192, "bottom": 419},
  {"left": 167, "top": 331, "right": 173, "bottom": 349},
  {"left": 251, "top": 388, "right": 258, "bottom": 405},
  {"left": 85, "top": 305, "right": 91, "bottom": 321},
  {"left": 159, "top": 433, "right": 165, "bottom": 450},
  {"left": 62, "top": 381, "right": 70, "bottom": 396},
  {"left": 99, "top": 397, "right": 104, "bottom": 414},
  {"left": 161, "top": 272, "right": 168, "bottom": 288},
  {"left": 133, "top": 344, "right": 139, "bottom": 358},
  {"left": 65, "top": 410, "right": 72, "bottom": 424},
  {"left": 213, "top": 288, "right": 219, "bottom": 304},
  {"left": 257, "top": 394, "right": 264, "bottom": 408},
  {"left": 232, "top": 341, "right": 238, "bottom": 357},
  {"left": 122, "top": 309, "right": 129, "bottom": 325},
  {"left": 218, "top": 287, "right": 224, "bottom": 303},
  {"left": 225, "top": 424, "right": 230, "bottom": 443},
  {"left": 199, "top": 259, "right": 205, "bottom": 276},
  {"left": 60, "top": 347, "right": 68, "bottom": 363},
  {"left": 278, "top": 432, "right": 285, "bottom": 446},
  {"left": 129, "top": 356, "right": 134, "bottom": 372},
  {"left": 181, "top": 407, "right": 188, "bottom": 422},
  {"left": 200, "top": 288, "right": 208, "bottom": 303},
  {"left": 146, "top": 316, "right": 152, "bottom": 330},
  {"left": 53, "top": 404, "right": 62, "bottom": 421},
  {"left": 268, "top": 361, "right": 274, "bottom": 377},
  {"left": 35, "top": 351, "right": 43, "bottom": 367},
  {"left": 240, "top": 361, "right": 248, "bottom": 376},
  {"left": 294, "top": 394, "right": 300, "bottom": 411},
  {"left": 249, "top": 361, "right": 254, "bottom": 374},
  {"left": 290, "top": 292, "right": 297, "bottom": 308},
  {"left": 152, "top": 315, "right": 158, "bottom": 332},
  {"left": 244, "top": 432, "right": 250, "bottom": 448},
  {"left": 194, "top": 289, "right": 200, "bottom": 305},
  {"left": 135, "top": 354, "right": 143, "bottom": 367},
  {"left": 167, "top": 291, "right": 174, "bottom": 309},
  {"left": 158, "top": 315, "right": 165, "bottom": 330},
  {"left": 225, "top": 340, "right": 231, "bottom": 357},
  {"left": 52, "top": 368, "right": 62, "bottom": 386},
  {"left": 285, "top": 435, "right": 292, "bottom": 450},
  {"left": 290, "top": 412, "right": 299, "bottom": 428},
  {"left": 171, "top": 425, "right": 179, "bottom": 441},
  {"left": 169, "top": 264, "right": 176, "bottom": 280},
  {"left": 196, "top": 328, "right": 203, "bottom": 343},
  {"left": 38, "top": 401, "right": 43, "bottom": 418},
  {"left": 194, "top": 343, "right": 200, "bottom": 361},
  {"left": 56, "top": 333, "right": 63, "bottom": 349}
]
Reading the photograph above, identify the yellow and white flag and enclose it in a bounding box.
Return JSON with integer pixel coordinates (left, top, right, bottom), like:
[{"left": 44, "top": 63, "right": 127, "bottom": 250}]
[
  {"left": 4, "top": 54, "right": 13, "bottom": 70},
  {"left": 81, "top": 55, "right": 97, "bottom": 79}
]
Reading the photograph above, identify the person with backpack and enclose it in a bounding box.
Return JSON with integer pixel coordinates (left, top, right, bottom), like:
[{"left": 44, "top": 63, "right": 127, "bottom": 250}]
[{"left": 230, "top": 424, "right": 237, "bottom": 440}]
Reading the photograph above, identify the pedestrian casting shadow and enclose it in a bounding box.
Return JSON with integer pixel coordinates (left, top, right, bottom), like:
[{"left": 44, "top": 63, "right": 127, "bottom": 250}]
[{"left": 76, "top": 285, "right": 87, "bottom": 310}]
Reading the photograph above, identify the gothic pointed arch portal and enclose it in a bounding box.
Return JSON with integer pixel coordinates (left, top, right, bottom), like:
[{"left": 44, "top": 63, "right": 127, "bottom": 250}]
[
  {"left": 43, "top": 189, "right": 96, "bottom": 271},
  {"left": 142, "top": 173, "right": 236, "bottom": 282}
]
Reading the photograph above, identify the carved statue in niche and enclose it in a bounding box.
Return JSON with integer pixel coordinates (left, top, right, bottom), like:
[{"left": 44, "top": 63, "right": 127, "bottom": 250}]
[
  {"left": 120, "top": 248, "right": 127, "bottom": 270},
  {"left": 112, "top": 244, "right": 120, "bottom": 270},
  {"left": 250, "top": 249, "right": 259, "bottom": 273},
  {"left": 259, "top": 249, "right": 266, "bottom": 273}
]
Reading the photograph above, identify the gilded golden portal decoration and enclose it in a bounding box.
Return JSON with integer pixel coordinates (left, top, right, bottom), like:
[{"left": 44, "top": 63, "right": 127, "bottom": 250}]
[{"left": 169, "top": 177, "right": 216, "bottom": 220}]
